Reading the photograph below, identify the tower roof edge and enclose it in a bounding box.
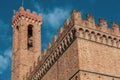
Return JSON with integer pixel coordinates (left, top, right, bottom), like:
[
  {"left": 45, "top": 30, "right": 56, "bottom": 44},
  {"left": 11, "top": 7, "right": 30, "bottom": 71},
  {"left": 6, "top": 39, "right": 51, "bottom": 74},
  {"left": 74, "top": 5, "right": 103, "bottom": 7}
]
[{"left": 12, "top": 7, "right": 42, "bottom": 27}]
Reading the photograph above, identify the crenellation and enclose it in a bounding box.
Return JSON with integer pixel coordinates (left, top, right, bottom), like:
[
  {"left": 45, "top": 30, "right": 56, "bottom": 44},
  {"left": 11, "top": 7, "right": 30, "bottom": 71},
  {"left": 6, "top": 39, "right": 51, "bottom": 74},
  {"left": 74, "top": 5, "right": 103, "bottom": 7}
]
[
  {"left": 71, "top": 10, "right": 82, "bottom": 25},
  {"left": 99, "top": 18, "right": 108, "bottom": 32},
  {"left": 27, "top": 24, "right": 76, "bottom": 80},
  {"left": 86, "top": 14, "right": 96, "bottom": 28},
  {"left": 37, "top": 56, "right": 41, "bottom": 64},
  {"left": 76, "top": 24, "right": 120, "bottom": 49},
  {"left": 33, "top": 62, "right": 38, "bottom": 71},
  {"left": 112, "top": 22, "right": 119, "bottom": 35},
  {"left": 58, "top": 27, "right": 63, "bottom": 37},
  {"left": 12, "top": 7, "right": 42, "bottom": 27},
  {"left": 64, "top": 19, "right": 70, "bottom": 29},
  {"left": 108, "top": 28, "right": 113, "bottom": 34},
  {"left": 43, "top": 50, "right": 47, "bottom": 56},
  {"left": 52, "top": 35, "right": 57, "bottom": 43},
  {"left": 32, "top": 11, "right": 37, "bottom": 15},
  {"left": 47, "top": 43, "right": 51, "bottom": 50},
  {"left": 99, "top": 18, "right": 108, "bottom": 27},
  {"left": 19, "top": 7, "right": 24, "bottom": 12},
  {"left": 26, "top": 9, "right": 30, "bottom": 13},
  {"left": 38, "top": 14, "right": 42, "bottom": 20},
  {"left": 56, "top": 22, "right": 75, "bottom": 47}
]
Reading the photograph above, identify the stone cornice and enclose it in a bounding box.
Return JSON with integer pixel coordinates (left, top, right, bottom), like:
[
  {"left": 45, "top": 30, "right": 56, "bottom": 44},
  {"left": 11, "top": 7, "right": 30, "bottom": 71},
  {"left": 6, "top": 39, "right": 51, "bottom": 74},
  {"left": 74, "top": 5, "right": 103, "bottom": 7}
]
[
  {"left": 12, "top": 7, "right": 42, "bottom": 28},
  {"left": 75, "top": 25, "right": 120, "bottom": 49}
]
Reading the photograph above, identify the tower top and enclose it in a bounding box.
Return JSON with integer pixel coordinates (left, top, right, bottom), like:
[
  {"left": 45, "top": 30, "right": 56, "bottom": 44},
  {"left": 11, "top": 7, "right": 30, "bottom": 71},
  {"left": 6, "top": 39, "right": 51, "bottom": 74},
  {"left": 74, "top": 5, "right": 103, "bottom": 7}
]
[{"left": 12, "top": 7, "right": 42, "bottom": 27}]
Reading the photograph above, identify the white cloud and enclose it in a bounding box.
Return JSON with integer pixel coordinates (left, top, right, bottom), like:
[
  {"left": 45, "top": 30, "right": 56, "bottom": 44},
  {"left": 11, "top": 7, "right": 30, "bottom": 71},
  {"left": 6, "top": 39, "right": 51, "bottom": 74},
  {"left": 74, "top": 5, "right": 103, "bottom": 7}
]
[
  {"left": 0, "top": 19, "right": 12, "bottom": 74},
  {"left": 0, "top": 49, "right": 12, "bottom": 74},
  {"left": 4, "top": 49, "right": 12, "bottom": 58},
  {"left": 31, "top": 1, "right": 71, "bottom": 28},
  {"left": 32, "top": 2, "right": 43, "bottom": 13},
  {"left": 44, "top": 8, "right": 70, "bottom": 28},
  {"left": 0, "top": 56, "right": 8, "bottom": 69}
]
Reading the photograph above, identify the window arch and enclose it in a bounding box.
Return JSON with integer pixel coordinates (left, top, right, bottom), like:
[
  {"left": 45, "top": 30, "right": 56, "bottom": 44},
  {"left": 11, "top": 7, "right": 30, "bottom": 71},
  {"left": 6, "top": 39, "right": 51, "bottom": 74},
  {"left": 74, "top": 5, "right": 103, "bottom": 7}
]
[
  {"left": 16, "top": 26, "right": 19, "bottom": 31},
  {"left": 28, "top": 25, "right": 33, "bottom": 49}
]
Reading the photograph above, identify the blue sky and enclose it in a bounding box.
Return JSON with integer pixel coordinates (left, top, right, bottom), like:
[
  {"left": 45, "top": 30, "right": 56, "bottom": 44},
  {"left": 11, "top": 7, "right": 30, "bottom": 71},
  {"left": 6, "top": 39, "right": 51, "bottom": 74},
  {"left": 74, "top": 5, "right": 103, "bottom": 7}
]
[{"left": 0, "top": 0, "right": 120, "bottom": 80}]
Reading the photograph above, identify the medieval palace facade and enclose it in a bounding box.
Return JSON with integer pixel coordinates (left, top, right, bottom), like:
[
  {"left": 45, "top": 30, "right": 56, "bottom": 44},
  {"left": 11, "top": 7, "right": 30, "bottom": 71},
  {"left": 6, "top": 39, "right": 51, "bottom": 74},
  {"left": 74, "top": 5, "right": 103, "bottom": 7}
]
[{"left": 12, "top": 7, "right": 120, "bottom": 80}]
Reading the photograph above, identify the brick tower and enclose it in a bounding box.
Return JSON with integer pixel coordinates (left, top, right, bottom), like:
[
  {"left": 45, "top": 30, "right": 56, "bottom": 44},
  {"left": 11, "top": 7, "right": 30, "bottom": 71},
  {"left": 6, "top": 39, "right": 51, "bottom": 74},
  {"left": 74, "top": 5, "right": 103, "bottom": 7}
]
[{"left": 12, "top": 7, "right": 42, "bottom": 80}]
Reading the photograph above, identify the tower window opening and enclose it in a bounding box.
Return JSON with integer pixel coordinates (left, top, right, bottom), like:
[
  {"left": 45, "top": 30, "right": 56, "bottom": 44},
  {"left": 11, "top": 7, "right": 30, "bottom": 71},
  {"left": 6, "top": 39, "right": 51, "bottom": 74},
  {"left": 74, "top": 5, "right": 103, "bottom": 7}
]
[
  {"left": 16, "top": 26, "right": 19, "bottom": 31},
  {"left": 28, "top": 25, "right": 33, "bottom": 49}
]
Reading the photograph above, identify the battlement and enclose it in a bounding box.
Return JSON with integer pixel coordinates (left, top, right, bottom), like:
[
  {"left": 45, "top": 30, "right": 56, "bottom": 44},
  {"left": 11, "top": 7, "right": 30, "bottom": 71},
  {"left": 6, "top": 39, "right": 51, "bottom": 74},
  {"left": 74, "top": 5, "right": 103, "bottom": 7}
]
[
  {"left": 25, "top": 10, "right": 120, "bottom": 80},
  {"left": 12, "top": 7, "right": 42, "bottom": 27}
]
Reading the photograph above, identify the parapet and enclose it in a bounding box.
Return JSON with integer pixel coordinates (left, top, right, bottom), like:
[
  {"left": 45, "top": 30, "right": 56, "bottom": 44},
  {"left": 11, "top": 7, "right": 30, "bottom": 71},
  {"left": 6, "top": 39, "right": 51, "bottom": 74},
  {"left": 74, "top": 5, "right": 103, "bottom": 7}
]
[
  {"left": 58, "top": 28, "right": 63, "bottom": 37},
  {"left": 112, "top": 22, "right": 119, "bottom": 34},
  {"left": 64, "top": 19, "right": 70, "bottom": 29},
  {"left": 12, "top": 7, "right": 42, "bottom": 27},
  {"left": 85, "top": 14, "right": 96, "bottom": 28},
  {"left": 99, "top": 18, "right": 108, "bottom": 27},
  {"left": 26, "top": 9, "right": 120, "bottom": 80},
  {"left": 71, "top": 10, "right": 82, "bottom": 25},
  {"left": 52, "top": 35, "right": 57, "bottom": 43}
]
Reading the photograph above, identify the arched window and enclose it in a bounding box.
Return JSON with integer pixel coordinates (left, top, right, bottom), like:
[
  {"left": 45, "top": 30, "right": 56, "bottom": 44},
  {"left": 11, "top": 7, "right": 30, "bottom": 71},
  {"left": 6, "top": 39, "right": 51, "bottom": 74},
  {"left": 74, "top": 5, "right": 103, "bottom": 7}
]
[
  {"left": 28, "top": 25, "right": 33, "bottom": 49},
  {"left": 16, "top": 26, "right": 19, "bottom": 31}
]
